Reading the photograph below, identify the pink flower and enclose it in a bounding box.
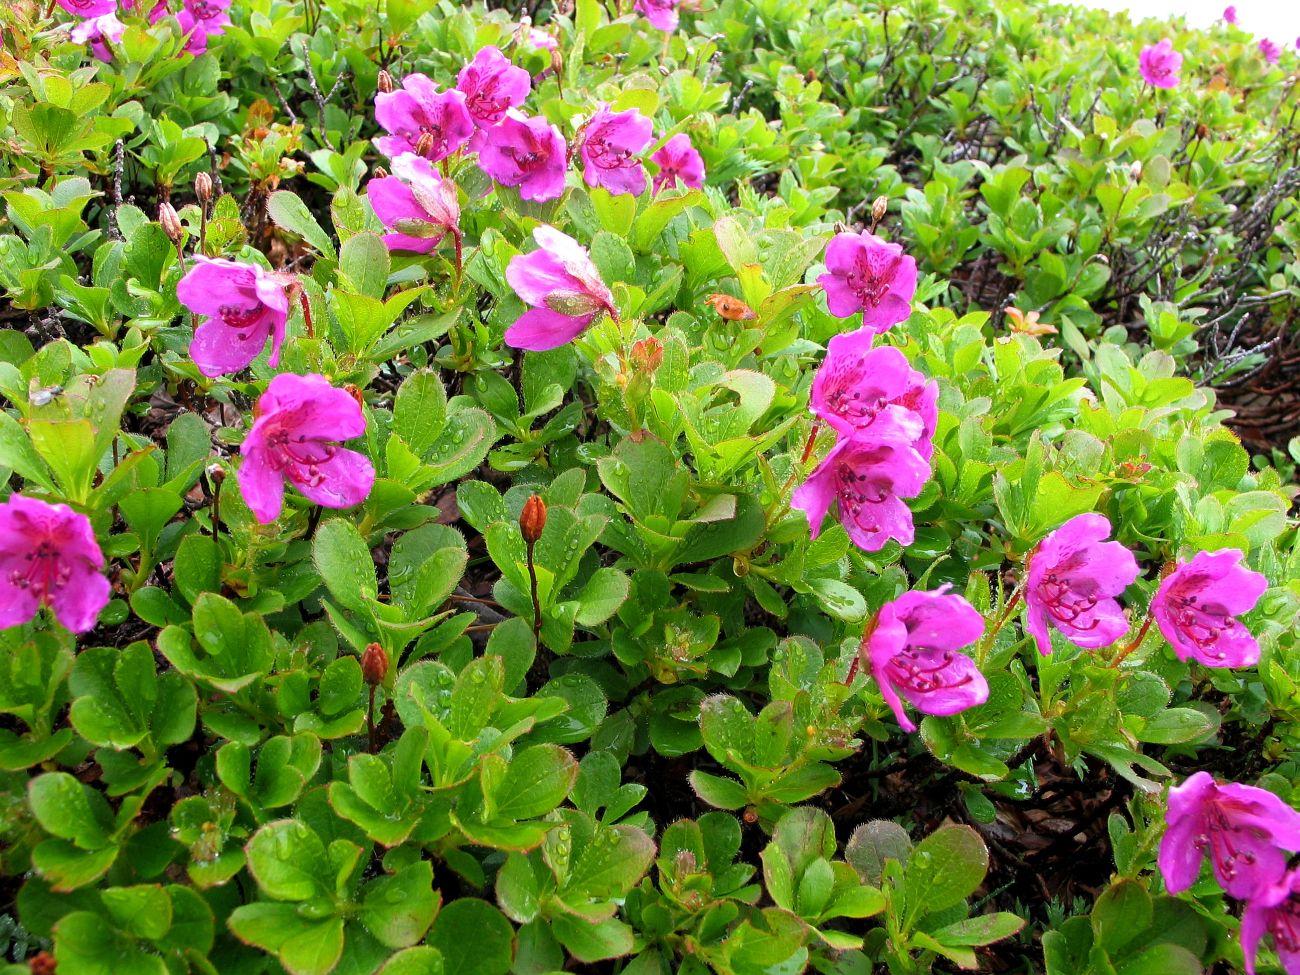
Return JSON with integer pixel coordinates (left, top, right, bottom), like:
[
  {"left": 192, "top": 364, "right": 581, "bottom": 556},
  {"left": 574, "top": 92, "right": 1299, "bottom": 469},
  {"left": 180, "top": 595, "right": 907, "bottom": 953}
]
[
  {"left": 56, "top": 0, "right": 116, "bottom": 17},
  {"left": 375, "top": 75, "right": 475, "bottom": 162},
  {"left": 580, "top": 105, "right": 654, "bottom": 197},
  {"left": 1151, "top": 549, "right": 1268, "bottom": 668},
  {"left": 457, "top": 46, "right": 531, "bottom": 131},
  {"left": 1260, "top": 38, "right": 1281, "bottom": 64},
  {"left": 650, "top": 133, "right": 705, "bottom": 196},
  {"left": 809, "top": 332, "right": 937, "bottom": 454},
  {"left": 367, "top": 153, "right": 460, "bottom": 255},
  {"left": 635, "top": 0, "right": 680, "bottom": 31},
  {"left": 866, "top": 586, "right": 988, "bottom": 733},
  {"left": 1242, "top": 869, "right": 1300, "bottom": 975},
  {"left": 70, "top": 11, "right": 125, "bottom": 61},
  {"left": 238, "top": 374, "right": 375, "bottom": 524},
  {"left": 159, "top": 0, "right": 232, "bottom": 54},
  {"left": 1160, "top": 772, "right": 1300, "bottom": 900},
  {"left": 818, "top": 231, "right": 918, "bottom": 332},
  {"left": 176, "top": 257, "right": 291, "bottom": 378},
  {"left": 477, "top": 112, "right": 567, "bottom": 202},
  {"left": 504, "top": 226, "right": 616, "bottom": 351},
  {"left": 524, "top": 27, "right": 557, "bottom": 52},
  {"left": 791, "top": 427, "right": 931, "bottom": 553},
  {"left": 1024, "top": 513, "right": 1138, "bottom": 657},
  {"left": 1139, "top": 39, "right": 1182, "bottom": 88},
  {"left": 1223, "top": 5, "right": 1237, "bottom": 23},
  {"left": 0, "top": 494, "right": 110, "bottom": 635}
]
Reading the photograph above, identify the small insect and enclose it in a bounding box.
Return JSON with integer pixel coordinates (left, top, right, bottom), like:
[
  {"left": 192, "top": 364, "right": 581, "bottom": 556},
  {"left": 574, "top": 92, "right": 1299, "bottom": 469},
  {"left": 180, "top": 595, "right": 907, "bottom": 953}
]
[
  {"left": 704, "top": 293, "right": 757, "bottom": 321},
  {"left": 29, "top": 385, "right": 64, "bottom": 407}
]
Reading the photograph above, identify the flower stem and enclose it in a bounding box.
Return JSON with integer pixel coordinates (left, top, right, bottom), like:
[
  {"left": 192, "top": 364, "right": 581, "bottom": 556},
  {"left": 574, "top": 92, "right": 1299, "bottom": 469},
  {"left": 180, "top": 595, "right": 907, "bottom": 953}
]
[
  {"left": 526, "top": 537, "right": 542, "bottom": 641},
  {"left": 768, "top": 419, "right": 822, "bottom": 528},
  {"left": 304, "top": 504, "right": 324, "bottom": 541},
  {"left": 1111, "top": 614, "right": 1154, "bottom": 668},
  {"left": 298, "top": 289, "right": 314, "bottom": 338},
  {"left": 366, "top": 684, "right": 378, "bottom": 753},
  {"left": 987, "top": 586, "right": 1023, "bottom": 640}
]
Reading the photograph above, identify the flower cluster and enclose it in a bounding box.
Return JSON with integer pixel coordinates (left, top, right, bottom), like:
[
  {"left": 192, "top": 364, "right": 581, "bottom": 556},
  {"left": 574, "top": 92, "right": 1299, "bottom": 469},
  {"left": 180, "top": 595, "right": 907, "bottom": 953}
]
[
  {"left": 1161, "top": 772, "right": 1300, "bottom": 973},
  {"left": 0, "top": 495, "right": 110, "bottom": 634}
]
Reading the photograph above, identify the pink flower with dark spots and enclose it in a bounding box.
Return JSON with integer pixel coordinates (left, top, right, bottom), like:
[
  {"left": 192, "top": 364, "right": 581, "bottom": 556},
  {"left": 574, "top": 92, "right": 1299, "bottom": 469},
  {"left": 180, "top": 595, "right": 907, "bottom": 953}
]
[
  {"left": 580, "top": 105, "right": 654, "bottom": 197},
  {"left": 1242, "top": 869, "right": 1300, "bottom": 975},
  {"left": 367, "top": 153, "right": 461, "bottom": 255},
  {"left": 477, "top": 111, "right": 567, "bottom": 202},
  {"left": 165, "top": 0, "right": 232, "bottom": 54},
  {"left": 635, "top": 0, "right": 680, "bottom": 31},
  {"left": 1024, "top": 513, "right": 1138, "bottom": 656},
  {"left": 650, "top": 133, "right": 705, "bottom": 196},
  {"left": 375, "top": 75, "right": 475, "bottom": 162},
  {"left": 177, "top": 257, "right": 291, "bottom": 377},
  {"left": 1260, "top": 38, "right": 1281, "bottom": 64},
  {"left": 792, "top": 424, "right": 931, "bottom": 553},
  {"left": 457, "top": 46, "right": 531, "bottom": 131},
  {"left": 71, "top": 12, "right": 125, "bottom": 61},
  {"left": 809, "top": 332, "right": 937, "bottom": 455},
  {"left": 866, "top": 586, "right": 988, "bottom": 733},
  {"left": 504, "top": 226, "right": 617, "bottom": 350},
  {"left": 0, "top": 494, "right": 110, "bottom": 635},
  {"left": 818, "top": 231, "right": 918, "bottom": 332},
  {"left": 1139, "top": 39, "right": 1182, "bottom": 88},
  {"left": 1160, "top": 772, "right": 1300, "bottom": 900},
  {"left": 1151, "top": 549, "right": 1268, "bottom": 668},
  {"left": 238, "top": 373, "right": 375, "bottom": 524},
  {"left": 56, "top": 0, "right": 116, "bottom": 17},
  {"left": 1223, "top": 5, "right": 1237, "bottom": 23}
]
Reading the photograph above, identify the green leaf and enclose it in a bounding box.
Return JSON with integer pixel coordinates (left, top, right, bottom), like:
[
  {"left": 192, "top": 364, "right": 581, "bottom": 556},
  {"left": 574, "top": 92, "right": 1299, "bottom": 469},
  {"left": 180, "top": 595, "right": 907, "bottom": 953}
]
[
  {"left": 361, "top": 861, "right": 440, "bottom": 948},
  {"left": 267, "top": 190, "right": 337, "bottom": 260},
  {"left": 394, "top": 369, "right": 448, "bottom": 456},
  {"left": 28, "top": 772, "right": 112, "bottom": 849},
  {"left": 1092, "top": 879, "right": 1152, "bottom": 954},
  {"left": 931, "top": 912, "right": 1026, "bottom": 947},
  {"left": 53, "top": 912, "right": 167, "bottom": 975},
  {"left": 551, "top": 914, "right": 635, "bottom": 963},
  {"left": 574, "top": 568, "right": 630, "bottom": 626},
  {"left": 339, "top": 231, "right": 391, "bottom": 299},
  {"left": 313, "top": 519, "right": 378, "bottom": 615},
  {"left": 427, "top": 899, "right": 515, "bottom": 975},
  {"left": 491, "top": 744, "right": 578, "bottom": 822},
  {"left": 228, "top": 903, "right": 346, "bottom": 975},
  {"left": 244, "top": 820, "right": 331, "bottom": 902},
  {"left": 101, "top": 885, "right": 173, "bottom": 941},
  {"left": 378, "top": 947, "right": 446, "bottom": 975},
  {"left": 903, "top": 825, "right": 988, "bottom": 921},
  {"left": 689, "top": 770, "right": 748, "bottom": 810}
]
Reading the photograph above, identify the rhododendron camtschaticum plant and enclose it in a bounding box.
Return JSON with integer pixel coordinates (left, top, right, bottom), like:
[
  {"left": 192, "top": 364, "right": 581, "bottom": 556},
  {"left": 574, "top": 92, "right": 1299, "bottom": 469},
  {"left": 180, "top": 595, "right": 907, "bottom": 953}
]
[
  {"left": 0, "top": 494, "right": 109, "bottom": 634},
  {"left": 503, "top": 226, "right": 617, "bottom": 350},
  {"left": 809, "top": 331, "right": 937, "bottom": 450},
  {"left": 1139, "top": 38, "right": 1182, "bottom": 88},
  {"left": 863, "top": 586, "right": 989, "bottom": 733},
  {"left": 456, "top": 46, "right": 531, "bottom": 133},
  {"left": 71, "top": 12, "right": 125, "bottom": 62},
  {"left": 1242, "top": 869, "right": 1300, "bottom": 975},
  {"left": 650, "top": 133, "right": 706, "bottom": 195},
  {"left": 635, "top": 0, "right": 681, "bottom": 31},
  {"left": 238, "top": 374, "right": 375, "bottom": 524},
  {"left": 1150, "top": 549, "right": 1268, "bottom": 667},
  {"left": 367, "top": 153, "right": 462, "bottom": 262},
  {"left": 579, "top": 105, "right": 654, "bottom": 196},
  {"left": 1160, "top": 772, "right": 1300, "bottom": 900},
  {"left": 1023, "top": 513, "right": 1138, "bottom": 656},
  {"left": 176, "top": 257, "right": 291, "bottom": 377},
  {"left": 55, "top": 0, "right": 115, "bottom": 17},
  {"left": 1259, "top": 38, "right": 1281, "bottom": 64},
  {"left": 375, "top": 75, "right": 474, "bottom": 162},
  {"left": 818, "top": 231, "right": 919, "bottom": 331},
  {"left": 477, "top": 112, "right": 567, "bottom": 202}
]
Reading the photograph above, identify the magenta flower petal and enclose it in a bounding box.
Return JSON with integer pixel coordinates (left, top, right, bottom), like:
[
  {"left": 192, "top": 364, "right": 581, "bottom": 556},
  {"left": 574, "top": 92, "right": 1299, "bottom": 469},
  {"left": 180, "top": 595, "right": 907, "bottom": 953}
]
[
  {"left": 374, "top": 76, "right": 474, "bottom": 161},
  {"left": 866, "top": 586, "right": 988, "bottom": 733},
  {"left": 1223, "top": 5, "right": 1237, "bottom": 23},
  {"left": 1241, "top": 870, "right": 1300, "bottom": 975},
  {"left": 1151, "top": 549, "right": 1268, "bottom": 667},
  {"left": 1260, "top": 38, "right": 1281, "bottom": 64},
  {"left": 56, "top": 0, "right": 117, "bottom": 16},
  {"left": 1024, "top": 513, "right": 1139, "bottom": 656},
  {"left": 70, "top": 12, "right": 125, "bottom": 61},
  {"left": 634, "top": 0, "right": 680, "bottom": 31},
  {"left": 177, "top": 257, "right": 290, "bottom": 378},
  {"left": 457, "top": 46, "right": 531, "bottom": 129},
  {"left": 477, "top": 112, "right": 567, "bottom": 202},
  {"left": 580, "top": 105, "right": 654, "bottom": 197},
  {"left": 366, "top": 153, "right": 459, "bottom": 255},
  {"left": 650, "top": 133, "right": 706, "bottom": 195},
  {"left": 1139, "top": 38, "right": 1182, "bottom": 88},
  {"left": 809, "top": 333, "right": 937, "bottom": 452},
  {"left": 504, "top": 308, "right": 595, "bottom": 351},
  {"left": 237, "top": 374, "right": 374, "bottom": 524},
  {"left": 503, "top": 226, "right": 615, "bottom": 350},
  {"left": 0, "top": 494, "right": 109, "bottom": 634},
  {"left": 818, "top": 232, "right": 918, "bottom": 332}
]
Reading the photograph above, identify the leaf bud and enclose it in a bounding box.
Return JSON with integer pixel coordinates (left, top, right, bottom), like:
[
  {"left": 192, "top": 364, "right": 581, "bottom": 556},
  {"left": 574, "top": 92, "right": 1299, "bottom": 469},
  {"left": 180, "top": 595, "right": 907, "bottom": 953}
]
[
  {"left": 361, "top": 643, "right": 388, "bottom": 686},
  {"left": 520, "top": 494, "right": 547, "bottom": 544},
  {"left": 629, "top": 336, "right": 663, "bottom": 374}
]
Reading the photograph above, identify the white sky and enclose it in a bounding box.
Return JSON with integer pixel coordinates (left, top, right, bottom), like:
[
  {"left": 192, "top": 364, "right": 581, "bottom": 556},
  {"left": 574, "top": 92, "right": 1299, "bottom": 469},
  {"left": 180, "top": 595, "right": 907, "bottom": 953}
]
[{"left": 1069, "top": 0, "right": 1300, "bottom": 43}]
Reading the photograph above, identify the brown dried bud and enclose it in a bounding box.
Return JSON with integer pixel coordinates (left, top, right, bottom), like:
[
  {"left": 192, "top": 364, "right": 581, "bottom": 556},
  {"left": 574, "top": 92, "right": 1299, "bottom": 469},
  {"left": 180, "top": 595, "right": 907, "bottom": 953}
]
[
  {"left": 361, "top": 643, "right": 388, "bottom": 686},
  {"left": 159, "top": 201, "right": 184, "bottom": 244},
  {"left": 520, "top": 494, "right": 547, "bottom": 544},
  {"left": 28, "top": 952, "right": 57, "bottom": 975},
  {"left": 742, "top": 807, "right": 759, "bottom": 824},
  {"left": 205, "top": 463, "right": 225, "bottom": 486},
  {"left": 415, "top": 132, "right": 435, "bottom": 159},
  {"left": 629, "top": 336, "right": 663, "bottom": 374},
  {"left": 373, "top": 165, "right": 389, "bottom": 180},
  {"left": 377, "top": 69, "right": 394, "bottom": 94},
  {"left": 1196, "top": 122, "right": 1210, "bottom": 140},
  {"left": 195, "top": 171, "right": 213, "bottom": 205},
  {"left": 344, "top": 383, "right": 365, "bottom": 411},
  {"left": 871, "top": 195, "right": 889, "bottom": 224}
]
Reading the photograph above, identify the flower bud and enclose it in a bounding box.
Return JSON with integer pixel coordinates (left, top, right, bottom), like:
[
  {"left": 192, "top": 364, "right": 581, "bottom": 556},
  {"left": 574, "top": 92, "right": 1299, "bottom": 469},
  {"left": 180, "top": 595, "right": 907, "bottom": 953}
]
[
  {"left": 1130, "top": 161, "right": 1143, "bottom": 181},
  {"left": 28, "top": 952, "right": 57, "bottom": 975},
  {"left": 872, "top": 195, "right": 889, "bottom": 223},
  {"left": 520, "top": 494, "right": 547, "bottom": 544},
  {"left": 629, "top": 336, "right": 663, "bottom": 374},
  {"left": 344, "top": 383, "right": 365, "bottom": 411},
  {"left": 415, "top": 132, "right": 435, "bottom": 159},
  {"left": 373, "top": 165, "right": 389, "bottom": 180},
  {"left": 377, "top": 69, "right": 394, "bottom": 94},
  {"left": 205, "top": 463, "right": 225, "bottom": 486},
  {"left": 361, "top": 643, "right": 388, "bottom": 686},
  {"left": 195, "top": 171, "right": 213, "bottom": 205},
  {"left": 1196, "top": 122, "right": 1210, "bottom": 140},
  {"left": 159, "top": 202, "right": 184, "bottom": 244}
]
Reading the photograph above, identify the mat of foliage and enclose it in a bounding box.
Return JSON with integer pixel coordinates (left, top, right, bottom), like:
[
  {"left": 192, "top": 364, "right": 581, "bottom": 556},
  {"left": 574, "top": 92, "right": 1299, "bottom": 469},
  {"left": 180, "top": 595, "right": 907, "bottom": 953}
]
[{"left": 1, "top": 0, "right": 1299, "bottom": 973}]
